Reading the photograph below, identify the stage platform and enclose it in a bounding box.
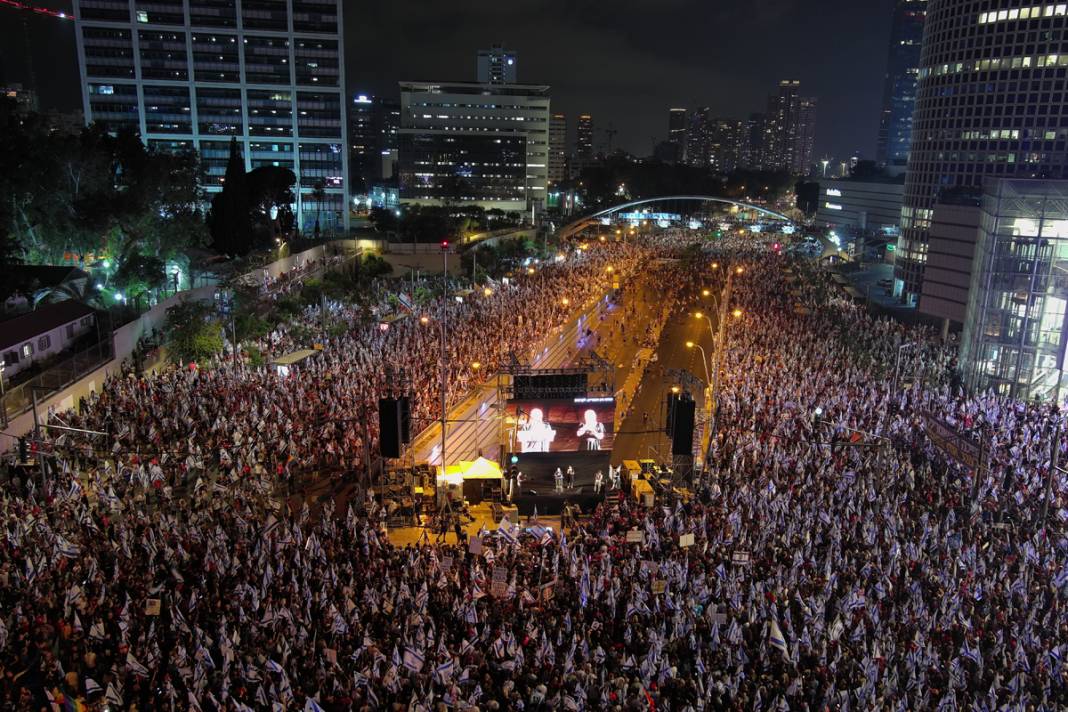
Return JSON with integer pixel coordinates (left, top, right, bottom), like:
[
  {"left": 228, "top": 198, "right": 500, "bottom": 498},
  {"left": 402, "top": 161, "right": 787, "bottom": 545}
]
[{"left": 509, "top": 451, "right": 608, "bottom": 515}]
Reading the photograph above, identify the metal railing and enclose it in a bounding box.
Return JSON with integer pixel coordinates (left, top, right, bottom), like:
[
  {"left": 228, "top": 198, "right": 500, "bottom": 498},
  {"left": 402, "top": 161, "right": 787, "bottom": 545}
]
[{"left": 2, "top": 339, "right": 114, "bottom": 424}]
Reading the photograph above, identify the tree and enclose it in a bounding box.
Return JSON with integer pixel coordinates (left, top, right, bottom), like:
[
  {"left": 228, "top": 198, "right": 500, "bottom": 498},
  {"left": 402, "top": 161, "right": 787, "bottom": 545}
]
[
  {"left": 368, "top": 207, "right": 398, "bottom": 232},
  {"left": 209, "top": 138, "right": 253, "bottom": 256},
  {"left": 247, "top": 165, "right": 296, "bottom": 244},
  {"left": 112, "top": 253, "right": 166, "bottom": 302},
  {"left": 164, "top": 299, "right": 224, "bottom": 363},
  {"left": 311, "top": 178, "right": 326, "bottom": 237}
]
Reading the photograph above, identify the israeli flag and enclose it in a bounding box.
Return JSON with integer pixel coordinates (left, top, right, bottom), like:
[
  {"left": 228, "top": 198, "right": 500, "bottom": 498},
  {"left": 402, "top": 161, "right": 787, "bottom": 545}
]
[
  {"left": 768, "top": 618, "right": 788, "bottom": 655},
  {"left": 403, "top": 647, "right": 425, "bottom": 673}
]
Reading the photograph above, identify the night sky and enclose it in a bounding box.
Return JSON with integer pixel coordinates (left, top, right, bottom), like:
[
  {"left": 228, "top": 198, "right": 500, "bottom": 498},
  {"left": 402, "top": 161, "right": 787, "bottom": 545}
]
[{"left": 3, "top": 0, "right": 897, "bottom": 160}]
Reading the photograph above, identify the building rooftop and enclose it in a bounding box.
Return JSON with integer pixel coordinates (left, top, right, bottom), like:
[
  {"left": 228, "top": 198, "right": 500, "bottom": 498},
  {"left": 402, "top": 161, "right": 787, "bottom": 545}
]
[{"left": 0, "top": 301, "right": 95, "bottom": 351}]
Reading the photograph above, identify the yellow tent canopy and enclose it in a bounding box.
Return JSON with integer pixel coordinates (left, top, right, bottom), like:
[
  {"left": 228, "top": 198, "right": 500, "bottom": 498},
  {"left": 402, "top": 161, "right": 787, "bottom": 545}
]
[{"left": 437, "top": 456, "right": 503, "bottom": 483}]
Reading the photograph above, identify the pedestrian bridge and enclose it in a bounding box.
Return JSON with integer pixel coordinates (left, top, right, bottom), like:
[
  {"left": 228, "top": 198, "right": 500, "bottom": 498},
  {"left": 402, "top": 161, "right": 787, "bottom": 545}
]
[{"left": 559, "top": 195, "right": 793, "bottom": 240}]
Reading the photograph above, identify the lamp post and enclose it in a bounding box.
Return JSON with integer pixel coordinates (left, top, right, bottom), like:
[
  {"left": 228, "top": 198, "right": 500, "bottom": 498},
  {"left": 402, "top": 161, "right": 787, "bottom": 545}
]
[
  {"left": 440, "top": 240, "right": 450, "bottom": 483},
  {"left": 685, "top": 341, "right": 711, "bottom": 385},
  {"left": 892, "top": 341, "right": 922, "bottom": 399},
  {"left": 709, "top": 267, "right": 742, "bottom": 448}
]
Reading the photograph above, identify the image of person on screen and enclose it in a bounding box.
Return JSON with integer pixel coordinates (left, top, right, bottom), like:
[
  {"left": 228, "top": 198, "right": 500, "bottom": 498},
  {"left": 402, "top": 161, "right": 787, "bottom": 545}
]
[
  {"left": 516, "top": 407, "right": 555, "bottom": 452},
  {"left": 576, "top": 408, "right": 606, "bottom": 450}
]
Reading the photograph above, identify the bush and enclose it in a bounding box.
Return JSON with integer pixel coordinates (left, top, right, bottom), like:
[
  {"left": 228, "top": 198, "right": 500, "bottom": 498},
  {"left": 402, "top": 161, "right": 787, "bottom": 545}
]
[{"left": 165, "top": 299, "right": 224, "bottom": 364}]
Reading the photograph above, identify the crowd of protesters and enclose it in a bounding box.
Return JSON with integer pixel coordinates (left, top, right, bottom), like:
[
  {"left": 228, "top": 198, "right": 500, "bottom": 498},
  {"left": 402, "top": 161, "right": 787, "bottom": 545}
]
[
  {"left": 26, "top": 243, "right": 644, "bottom": 500},
  {"left": 0, "top": 233, "right": 1066, "bottom": 710}
]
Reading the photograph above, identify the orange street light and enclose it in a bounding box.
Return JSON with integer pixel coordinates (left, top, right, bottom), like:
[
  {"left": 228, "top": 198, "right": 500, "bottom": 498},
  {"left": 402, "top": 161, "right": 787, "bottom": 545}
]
[
  {"left": 527, "top": 267, "right": 536, "bottom": 274},
  {"left": 711, "top": 262, "right": 719, "bottom": 270},
  {"left": 671, "top": 385, "right": 680, "bottom": 394},
  {"left": 702, "top": 289, "right": 711, "bottom": 297},
  {"left": 694, "top": 311, "right": 704, "bottom": 319},
  {"left": 735, "top": 266, "right": 744, "bottom": 275},
  {"left": 483, "top": 287, "right": 493, "bottom": 297},
  {"left": 732, "top": 308, "right": 743, "bottom": 319},
  {"left": 471, "top": 361, "right": 481, "bottom": 370},
  {"left": 420, "top": 315, "right": 430, "bottom": 325},
  {"left": 562, "top": 297, "right": 570, "bottom": 306}
]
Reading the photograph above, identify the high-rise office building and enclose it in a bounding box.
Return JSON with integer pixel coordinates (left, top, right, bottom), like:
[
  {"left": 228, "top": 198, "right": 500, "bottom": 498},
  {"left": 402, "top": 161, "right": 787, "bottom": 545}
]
[
  {"left": 477, "top": 45, "right": 518, "bottom": 84},
  {"left": 73, "top": 0, "right": 349, "bottom": 231},
  {"left": 398, "top": 81, "right": 549, "bottom": 212},
  {"left": 763, "top": 80, "right": 817, "bottom": 175},
  {"left": 350, "top": 93, "right": 400, "bottom": 192},
  {"left": 668, "top": 107, "right": 687, "bottom": 161},
  {"left": 548, "top": 112, "right": 568, "bottom": 185},
  {"left": 573, "top": 114, "right": 594, "bottom": 176},
  {"left": 897, "top": 0, "right": 1068, "bottom": 306},
  {"left": 875, "top": 0, "right": 927, "bottom": 172}
]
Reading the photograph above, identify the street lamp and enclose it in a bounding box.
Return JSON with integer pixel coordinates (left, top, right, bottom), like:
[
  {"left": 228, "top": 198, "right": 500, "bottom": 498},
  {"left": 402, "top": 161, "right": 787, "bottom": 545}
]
[
  {"left": 420, "top": 315, "right": 430, "bottom": 325},
  {"left": 702, "top": 289, "right": 711, "bottom": 297},
  {"left": 693, "top": 311, "right": 716, "bottom": 341},
  {"left": 483, "top": 287, "right": 493, "bottom": 297},
  {"left": 561, "top": 297, "right": 570, "bottom": 306},
  {"left": 711, "top": 262, "right": 719, "bottom": 271},
  {"left": 732, "top": 308, "right": 743, "bottom": 319},
  {"left": 685, "top": 341, "right": 711, "bottom": 385}
]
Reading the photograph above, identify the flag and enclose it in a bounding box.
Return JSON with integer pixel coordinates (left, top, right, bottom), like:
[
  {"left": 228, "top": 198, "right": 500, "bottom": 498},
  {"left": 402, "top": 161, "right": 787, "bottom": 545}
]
[
  {"left": 85, "top": 678, "right": 103, "bottom": 697},
  {"left": 106, "top": 683, "right": 124, "bottom": 707},
  {"left": 769, "top": 618, "right": 788, "bottom": 655},
  {"left": 126, "top": 652, "right": 150, "bottom": 677},
  {"left": 304, "top": 698, "right": 326, "bottom": 712},
  {"left": 403, "top": 647, "right": 425, "bottom": 673}
]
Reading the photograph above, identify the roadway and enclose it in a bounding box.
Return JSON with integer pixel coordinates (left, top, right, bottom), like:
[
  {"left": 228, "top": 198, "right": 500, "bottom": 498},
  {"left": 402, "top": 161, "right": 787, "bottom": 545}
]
[{"left": 611, "top": 292, "right": 718, "bottom": 465}]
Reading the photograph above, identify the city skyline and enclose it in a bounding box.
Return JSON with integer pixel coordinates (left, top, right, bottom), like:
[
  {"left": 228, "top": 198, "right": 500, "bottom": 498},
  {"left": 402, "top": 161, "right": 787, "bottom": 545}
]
[{"left": 3, "top": 0, "right": 897, "bottom": 161}]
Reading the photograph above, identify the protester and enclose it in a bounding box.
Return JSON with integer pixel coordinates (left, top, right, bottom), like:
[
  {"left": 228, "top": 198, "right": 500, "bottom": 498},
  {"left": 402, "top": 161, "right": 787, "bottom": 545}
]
[{"left": 1, "top": 235, "right": 1066, "bottom": 711}]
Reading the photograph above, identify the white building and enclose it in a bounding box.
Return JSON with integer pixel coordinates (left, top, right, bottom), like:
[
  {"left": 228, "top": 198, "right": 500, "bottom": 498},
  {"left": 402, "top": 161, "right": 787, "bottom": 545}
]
[
  {"left": 398, "top": 81, "right": 550, "bottom": 213},
  {"left": 1, "top": 302, "right": 97, "bottom": 379},
  {"left": 815, "top": 179, "right": 905, "bottom": 232},
  {"left": 72, "top": 0, "right": 349, "bottom": 231}
]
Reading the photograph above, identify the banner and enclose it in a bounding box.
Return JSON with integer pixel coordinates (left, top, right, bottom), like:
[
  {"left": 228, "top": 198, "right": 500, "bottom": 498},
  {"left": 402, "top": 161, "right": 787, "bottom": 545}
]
[{"left": 922, "top": 411, "right": 981, "bottom": 469}]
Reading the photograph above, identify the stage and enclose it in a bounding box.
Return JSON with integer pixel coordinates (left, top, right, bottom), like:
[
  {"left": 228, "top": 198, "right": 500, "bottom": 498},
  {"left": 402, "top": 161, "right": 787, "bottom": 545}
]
[{"left": 509, "top": 451, "right": 609, "bottom": 515}]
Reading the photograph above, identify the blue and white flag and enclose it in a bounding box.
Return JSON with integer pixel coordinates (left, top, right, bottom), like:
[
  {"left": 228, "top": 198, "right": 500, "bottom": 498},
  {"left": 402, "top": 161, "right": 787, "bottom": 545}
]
[
  {"left": 403, "top": 647, "right": 425, "bottom": 673},
  {"left": 769, "top": 618, "right": 788, "bottom": 655}
]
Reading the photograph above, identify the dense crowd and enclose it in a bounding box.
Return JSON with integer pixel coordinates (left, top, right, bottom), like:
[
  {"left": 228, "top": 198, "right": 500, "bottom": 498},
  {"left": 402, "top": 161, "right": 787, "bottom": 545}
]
[
  {"left": 1, "top": 234, "right": 1066, "bottom": 711},
  {"left": 31, "top": 243, "right": 644, "bottom": 499}
]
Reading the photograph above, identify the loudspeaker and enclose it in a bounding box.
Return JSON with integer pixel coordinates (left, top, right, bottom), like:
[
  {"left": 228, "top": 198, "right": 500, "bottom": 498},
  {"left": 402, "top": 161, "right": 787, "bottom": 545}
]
[
  {"left": 665, "top": 392, "right": 682, "bottom": 435},
  {"left": 379, "top": 398, "right": 402, "bottom": 458},
  {"left": 399, "top": 396, "right": 412, "bottom": 444},
  {"left": 671, "top": 398, "right": 696, "bottom": 456}
]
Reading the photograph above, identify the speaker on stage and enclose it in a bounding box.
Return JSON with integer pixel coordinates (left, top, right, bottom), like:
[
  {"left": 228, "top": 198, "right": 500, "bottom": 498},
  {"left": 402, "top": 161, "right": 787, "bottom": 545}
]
[
  {"left": 398, "top": 396, "right": 412, "bottom": 444},
  {"left": 665, "top": 392, "right": 683, "bottom": 435},
  {"left": 671, "top": 397, "right": 696, "bottom": 455},
  {"left": 379, "top": 398, "right": 402, "bottom": 458}
]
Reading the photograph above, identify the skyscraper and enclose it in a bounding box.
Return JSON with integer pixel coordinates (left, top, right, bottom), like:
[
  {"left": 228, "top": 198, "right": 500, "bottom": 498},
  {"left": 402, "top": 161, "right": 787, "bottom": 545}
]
[
  {"left": 73, "top": 0, "right": 349, "bottom": 231},
  {"left": 477, "top": 45, "right": 518, "bottom": 84},
  {"left": 548, "top": 113, "right": 568, "bottom": 185},
  {"left": 668, "top": 107, "right": 687, "bottom": 161},
  {"left": 762, "top": 80, "right": 818, "bottom": 175},
  {"left": 875, "top": 0, "right": 927, "bottom": 171},
  {"left": 741, "top": 113, "right": 765, "bottom": 170},
  {"left": 686, "top": 108, "right": 710, "bottom": 167},
  {"left": 709, "top": 118, "right": 745, "bottom": 173},
  {"left": 573, "top": 114, "right": 594, "bottom": 176},
  {"left": 350, "top": 93, "right": 400, "bottom": 193},
  {"left": 896, "top": 0, "right": 1068, "bottom": 306}
]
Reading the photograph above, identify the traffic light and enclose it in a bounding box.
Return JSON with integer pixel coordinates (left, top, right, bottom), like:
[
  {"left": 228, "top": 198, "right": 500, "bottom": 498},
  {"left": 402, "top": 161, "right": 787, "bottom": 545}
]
[
  {"left": 440, "top": 239, "right": 450, "bottom": 250},
  {"left": 18, "top": 437, "right": 28, "bottom": 462}
]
